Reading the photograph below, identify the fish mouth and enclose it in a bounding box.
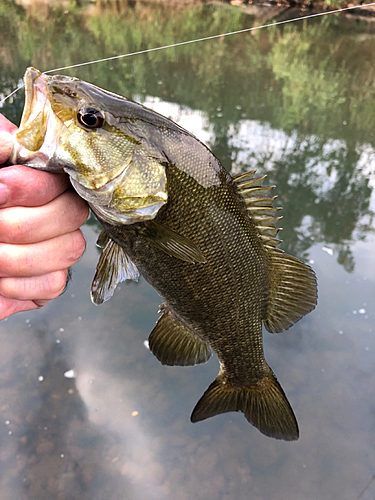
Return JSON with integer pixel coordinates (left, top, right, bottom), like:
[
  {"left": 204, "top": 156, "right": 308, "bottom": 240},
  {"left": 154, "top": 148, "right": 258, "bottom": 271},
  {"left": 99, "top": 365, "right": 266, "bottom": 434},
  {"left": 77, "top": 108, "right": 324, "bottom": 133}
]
[
  {"left": 11, "top": 67, "right": 60, "bottom": 168},
  {"left": 12, "top": 67, "right": 77, "bottom": 171},
  {"left": 21, "top": 68, "right": 47, "bottom": 128},
  {"left": 17, "top": 68, "right": 51, "bottom": 151}
]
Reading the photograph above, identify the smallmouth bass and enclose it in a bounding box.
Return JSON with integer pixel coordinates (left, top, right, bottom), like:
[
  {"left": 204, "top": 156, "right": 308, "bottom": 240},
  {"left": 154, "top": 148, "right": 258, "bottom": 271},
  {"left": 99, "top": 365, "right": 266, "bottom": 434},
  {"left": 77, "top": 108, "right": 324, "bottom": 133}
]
[{"left": 11, "top": 67, "right": 317, "bottom": 440}]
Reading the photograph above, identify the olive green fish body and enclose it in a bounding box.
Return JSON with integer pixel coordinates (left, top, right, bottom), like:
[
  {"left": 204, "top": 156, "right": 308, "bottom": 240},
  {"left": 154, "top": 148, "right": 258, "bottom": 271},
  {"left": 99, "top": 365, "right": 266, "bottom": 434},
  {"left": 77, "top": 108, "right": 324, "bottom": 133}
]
[
  {"left": 96, "top": 138, "right": 300, "bottom": 440},
  {"left": 100, "top": 159, "right": 270, "bottom": 385},
  {"left": 12, "top": 68, "right": 318, "bottom": 440}
]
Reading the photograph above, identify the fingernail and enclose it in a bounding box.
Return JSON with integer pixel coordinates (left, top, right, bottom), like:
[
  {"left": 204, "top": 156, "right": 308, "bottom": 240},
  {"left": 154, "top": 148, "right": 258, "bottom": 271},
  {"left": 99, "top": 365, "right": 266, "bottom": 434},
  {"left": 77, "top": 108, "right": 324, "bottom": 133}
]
[{"left": 0, "top": 183, "right": 9, "bottom": 206}]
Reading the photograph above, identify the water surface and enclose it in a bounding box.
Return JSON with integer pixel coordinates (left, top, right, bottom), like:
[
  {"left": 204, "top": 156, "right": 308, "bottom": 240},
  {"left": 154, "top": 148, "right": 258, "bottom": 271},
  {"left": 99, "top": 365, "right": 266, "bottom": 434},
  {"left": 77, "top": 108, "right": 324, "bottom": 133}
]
[{"left": 1, "top": 2, "right": 375, "bottom": 499}]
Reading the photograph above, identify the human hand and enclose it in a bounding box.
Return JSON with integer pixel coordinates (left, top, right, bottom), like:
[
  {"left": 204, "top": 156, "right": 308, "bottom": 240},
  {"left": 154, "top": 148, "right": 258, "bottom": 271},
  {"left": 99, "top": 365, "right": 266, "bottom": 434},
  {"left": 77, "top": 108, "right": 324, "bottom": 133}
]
[{"left": 0, "top": 114, "right": 89, "bottom": 320}]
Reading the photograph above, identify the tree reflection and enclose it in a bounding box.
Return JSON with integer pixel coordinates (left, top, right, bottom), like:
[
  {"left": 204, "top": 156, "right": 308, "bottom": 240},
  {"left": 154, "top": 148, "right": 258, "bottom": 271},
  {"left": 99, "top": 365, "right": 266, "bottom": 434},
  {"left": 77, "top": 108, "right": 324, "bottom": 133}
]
[
  {"left": 249, "top": 137, "right": 373, "bottom": 271},
  {"left": 1, "top": 0, "right": 374, "bottom": 271}
]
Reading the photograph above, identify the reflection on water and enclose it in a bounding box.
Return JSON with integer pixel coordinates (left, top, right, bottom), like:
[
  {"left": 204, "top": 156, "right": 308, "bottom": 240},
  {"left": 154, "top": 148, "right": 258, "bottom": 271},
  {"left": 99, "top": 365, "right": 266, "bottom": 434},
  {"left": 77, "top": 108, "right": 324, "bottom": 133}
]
[{"left": 1, "top": 1, "right": 375, "bottom": 499}]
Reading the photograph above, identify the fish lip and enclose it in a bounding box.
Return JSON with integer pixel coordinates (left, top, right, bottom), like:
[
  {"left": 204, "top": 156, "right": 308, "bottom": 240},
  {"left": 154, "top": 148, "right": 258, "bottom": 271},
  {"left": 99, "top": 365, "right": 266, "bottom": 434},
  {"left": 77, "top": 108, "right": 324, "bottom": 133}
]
[
  {"left": 12, "top": 67, "right": 64, "bottom": 168},
  {"left": 20, "top": 67, "right": 50, "bottom": 130},
  {"left": 10, "top": 68, "right": 50, "bottom": 165}
]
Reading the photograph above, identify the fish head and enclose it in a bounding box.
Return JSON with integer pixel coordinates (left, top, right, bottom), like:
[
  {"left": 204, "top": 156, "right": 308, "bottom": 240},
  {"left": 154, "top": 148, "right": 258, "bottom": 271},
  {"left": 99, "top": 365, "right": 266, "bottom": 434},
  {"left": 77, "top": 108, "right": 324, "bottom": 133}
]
[{"left": 12, "top": 67, "right": 168, "bottom": 224}]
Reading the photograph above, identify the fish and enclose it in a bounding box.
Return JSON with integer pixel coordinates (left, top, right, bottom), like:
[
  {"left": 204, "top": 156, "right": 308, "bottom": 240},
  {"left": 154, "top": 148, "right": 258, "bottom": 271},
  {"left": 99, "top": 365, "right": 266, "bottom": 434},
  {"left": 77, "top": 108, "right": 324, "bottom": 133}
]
[{"left": 11, "top": 67, "right": 317, "bottom": 440}]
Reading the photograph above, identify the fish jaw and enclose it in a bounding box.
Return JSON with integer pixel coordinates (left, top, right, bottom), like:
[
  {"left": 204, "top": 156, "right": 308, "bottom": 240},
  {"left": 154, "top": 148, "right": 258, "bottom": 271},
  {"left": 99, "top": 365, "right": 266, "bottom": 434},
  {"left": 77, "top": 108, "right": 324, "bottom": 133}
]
[{"left": 12, "top": 67, "right": 63, "bottom": 171}]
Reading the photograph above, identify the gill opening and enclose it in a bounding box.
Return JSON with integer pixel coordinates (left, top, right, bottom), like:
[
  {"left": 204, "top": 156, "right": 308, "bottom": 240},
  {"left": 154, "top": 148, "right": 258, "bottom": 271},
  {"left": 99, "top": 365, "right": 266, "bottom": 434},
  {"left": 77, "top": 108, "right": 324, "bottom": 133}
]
[{"left": 1, "top": 2, "right": 375, "bottom": 106}]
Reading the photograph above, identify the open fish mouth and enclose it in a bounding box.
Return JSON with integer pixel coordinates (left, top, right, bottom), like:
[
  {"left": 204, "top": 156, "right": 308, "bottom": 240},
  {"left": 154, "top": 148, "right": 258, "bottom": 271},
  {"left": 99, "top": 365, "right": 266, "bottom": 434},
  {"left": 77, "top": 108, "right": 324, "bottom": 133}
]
[
  {"left": 20, "top": 69, "right": 47, "bottom": 128},
  {"left": 17, "top": 68, "right": 51, "bottom": 153},
  {"left": 13, "top": 67, "right": 130, "bottom": 190},
  {"left": 18, "top": 67, "right": 78, "bottom": 140},
  {"left": 11, "top": 68, "right": 63, "bottom": 169}
]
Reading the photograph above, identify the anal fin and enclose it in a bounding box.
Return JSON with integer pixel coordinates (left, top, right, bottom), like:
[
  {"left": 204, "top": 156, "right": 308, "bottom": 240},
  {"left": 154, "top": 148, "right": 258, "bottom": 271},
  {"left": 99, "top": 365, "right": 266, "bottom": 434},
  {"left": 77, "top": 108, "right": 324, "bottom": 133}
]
[{"left": 149, "top": 308, "right": 211, "bottom": 366}]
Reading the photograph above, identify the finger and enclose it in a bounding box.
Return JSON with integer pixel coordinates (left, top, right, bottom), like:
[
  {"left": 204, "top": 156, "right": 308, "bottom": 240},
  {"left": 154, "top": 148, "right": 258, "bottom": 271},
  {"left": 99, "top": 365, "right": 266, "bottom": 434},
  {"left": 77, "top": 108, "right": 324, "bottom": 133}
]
[
  {"left": 0, "top": 114, "right": 17, "bottom": 135},
  {"left": 0, "top": 229, "right": 86, "bottom": 278},
  {"left": 0, "top": 166, "right": 70, "bottom": 208},
  {"left": 0, "top": 115, "right": 17, "bottom": 165},
  {"left": 0, "top": 296, "right": 40, "bottom": 321},
  {"left": 0, "top": 190, "right": 89, "bottom": 244},
  {"left": 0, "top": 269, "right": 69, "bottom": 301}
]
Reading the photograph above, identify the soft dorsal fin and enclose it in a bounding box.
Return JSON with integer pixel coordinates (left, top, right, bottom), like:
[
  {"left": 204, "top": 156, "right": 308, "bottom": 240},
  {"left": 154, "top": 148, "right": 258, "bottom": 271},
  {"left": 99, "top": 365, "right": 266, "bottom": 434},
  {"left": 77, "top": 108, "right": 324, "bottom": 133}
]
[
  {"left": 91, "top": 231, "right": 140, "bottom": 305},
  {"left": 149, "top": 306, "right": 212, "bottom": 366},
  {"left": 263, "top": 247, "right": 317, "bottom": 332},
  {"left": 234, "top": 171, "right": 317, "bottom": 332}
]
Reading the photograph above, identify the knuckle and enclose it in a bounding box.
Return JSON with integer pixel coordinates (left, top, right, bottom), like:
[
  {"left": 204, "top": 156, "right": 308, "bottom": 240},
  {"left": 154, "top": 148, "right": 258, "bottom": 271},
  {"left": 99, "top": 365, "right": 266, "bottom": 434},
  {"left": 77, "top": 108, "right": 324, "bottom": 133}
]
[
  {"left": 69, "top": 192, "right": 90, "bottom": 227},
  {"left": 0, "top": 277, "right": 16, "bottom": 297},
  {"left": 0, "top": 243, "right": 25, "bottom": 276},
  {"left": 0, "top": 270, "right": 69, "bottom": 301},
  {"left": 47, "top": 270, "right": 69, "bottom": 297},
  {"left": 0, "top": 209, "right": 30, "bottom": 243},
  {"left": 66, "top": 230, "right": 86, "bottom": 265}
]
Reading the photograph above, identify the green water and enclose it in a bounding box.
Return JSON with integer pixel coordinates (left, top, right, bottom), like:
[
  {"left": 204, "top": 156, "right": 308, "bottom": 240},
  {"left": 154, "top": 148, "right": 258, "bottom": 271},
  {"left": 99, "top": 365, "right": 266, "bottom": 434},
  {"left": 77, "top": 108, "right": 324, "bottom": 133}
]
[{"left": 1, "top": 1, "right": 375, "bottom": 499}]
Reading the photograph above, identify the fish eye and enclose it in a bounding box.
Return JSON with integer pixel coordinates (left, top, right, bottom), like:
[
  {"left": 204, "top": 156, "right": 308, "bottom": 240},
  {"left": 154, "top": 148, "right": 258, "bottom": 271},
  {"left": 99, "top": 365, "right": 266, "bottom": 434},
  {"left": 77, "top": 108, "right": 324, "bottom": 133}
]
[{"left": 77, "top": 107, "right": 105, "bottom": 129}]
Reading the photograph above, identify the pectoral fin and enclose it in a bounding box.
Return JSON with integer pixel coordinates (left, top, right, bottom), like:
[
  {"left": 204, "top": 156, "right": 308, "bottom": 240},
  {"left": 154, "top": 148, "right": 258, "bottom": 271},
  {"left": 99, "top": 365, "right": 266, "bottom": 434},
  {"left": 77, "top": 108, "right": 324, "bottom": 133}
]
[
  {"left": 91, "top": 232, "right": 140, "bottom": 305},
  {"left": 149, "top": 307, "right": 211, "bottom": 366},
  {"left": 96, "top": 229, "right": 109, "bottom": 248},
  {"left": 143, "top": 221, "right": 206, "bottom": 264}
]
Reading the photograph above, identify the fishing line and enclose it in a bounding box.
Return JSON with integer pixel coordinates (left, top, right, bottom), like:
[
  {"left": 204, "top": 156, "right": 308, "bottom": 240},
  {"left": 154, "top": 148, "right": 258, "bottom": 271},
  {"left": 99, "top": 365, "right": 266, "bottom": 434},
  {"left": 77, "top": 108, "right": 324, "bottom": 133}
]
[
  {"left": 1, "top": 1, "right": 375, "bottom": 105},
  {"left": 45, "top": 2, "right": 375, "bottom": 73},
  {"left": 0, "top": 85, "right": 22, "bottom": 104}
]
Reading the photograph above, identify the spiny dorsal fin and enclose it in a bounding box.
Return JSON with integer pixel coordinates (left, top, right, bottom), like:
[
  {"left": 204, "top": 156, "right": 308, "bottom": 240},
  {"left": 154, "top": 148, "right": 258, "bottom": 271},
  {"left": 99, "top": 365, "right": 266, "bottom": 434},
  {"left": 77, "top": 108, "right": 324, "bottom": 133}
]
[
  {"left": 91, "top": 235, "right": 140, "bottom": 305},
  {"left": 233, "top": 170, "right": 282, "bottom": 245},
  {"left": 149, "top": 306, "right": 212, "bottom": 366},
  {"left": 234, "top": 171, "right": 317, "bottom": 331},
  {"left": 264, "top": 247, "right": 317, "bottom": 333}
]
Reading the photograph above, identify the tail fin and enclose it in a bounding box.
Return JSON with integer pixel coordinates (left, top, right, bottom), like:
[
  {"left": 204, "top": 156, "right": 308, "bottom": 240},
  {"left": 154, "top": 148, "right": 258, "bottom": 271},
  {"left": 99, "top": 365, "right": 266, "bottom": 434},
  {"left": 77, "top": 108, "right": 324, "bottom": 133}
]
[{"left": 190, "top": 371, "right": 299, "bottom": 441}]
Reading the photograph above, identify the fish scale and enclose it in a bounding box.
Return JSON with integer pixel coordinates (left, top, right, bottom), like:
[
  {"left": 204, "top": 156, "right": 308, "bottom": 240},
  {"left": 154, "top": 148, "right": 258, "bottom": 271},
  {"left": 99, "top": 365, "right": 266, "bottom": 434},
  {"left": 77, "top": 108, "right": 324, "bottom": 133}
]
[{"left": 101, "top": 163, "right": 272, "bottom": 394}]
